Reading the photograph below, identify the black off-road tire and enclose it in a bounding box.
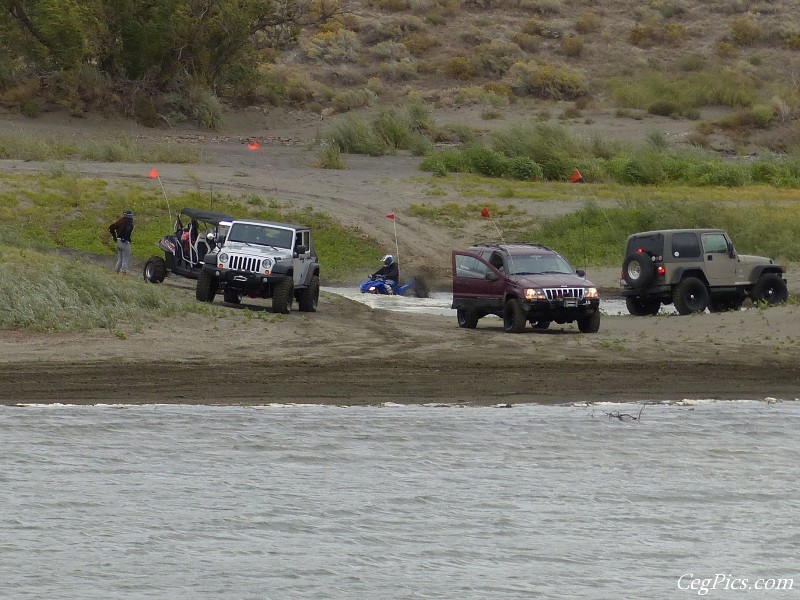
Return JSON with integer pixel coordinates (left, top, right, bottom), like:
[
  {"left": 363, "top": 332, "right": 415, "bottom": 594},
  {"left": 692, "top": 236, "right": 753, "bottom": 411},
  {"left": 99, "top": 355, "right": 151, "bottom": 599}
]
[
  {"left": 457, "top": 308, "right": 479, "bottom": 329},
  {"left": 196, "top": 270, "right": 217, "bottom": 302},
  {"left": 625, "top": 296, "right": 661, "bottom": 316},
  {"left": 751, "top": 273, "right": 788, "bottom": 306},
  {"left": 673, "top": 277, "right": 709, "bottom": 315},
  {"left": 143, "top": 256, "right": 167, "bottom": 283},
  {"left": 224, "top": 289, "right": 241, "bottom": 305},
  {"left": 577, "top": 310, "right": 601, "bottom": 333},
  {"left": 622, "top": 253, "right": 655, "bottom": 289},
  {"left": 272, "top": 277, "right": 294, "bottom": 314},
  {"left": 503, "top": 299, "right": 526, "bottom": 334},
  {"left": 298, "top": 276, "right": 320, "bottom": 312}
]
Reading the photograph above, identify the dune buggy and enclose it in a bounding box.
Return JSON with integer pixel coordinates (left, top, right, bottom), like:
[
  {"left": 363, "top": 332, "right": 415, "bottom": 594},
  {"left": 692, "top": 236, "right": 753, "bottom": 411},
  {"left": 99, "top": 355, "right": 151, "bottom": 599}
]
[{"left": 143, "top": 207, "right": 233, "bottom": 283}]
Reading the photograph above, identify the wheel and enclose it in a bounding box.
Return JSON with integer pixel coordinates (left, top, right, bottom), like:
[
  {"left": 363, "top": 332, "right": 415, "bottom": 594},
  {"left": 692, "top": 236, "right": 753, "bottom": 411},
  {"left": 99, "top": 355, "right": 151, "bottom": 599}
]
[
  {"left": 142, "top": 256, "right": 167, "bottom": 283},
  {"left": 272, "top": 277, "right": 294, "bottom": 314},
  {"left": 577, "top": 310, "right": 601, "bottom": 333},
  {"left": 457, "top": 308, "right": 479, "bottom": 329},
  {"left": 503, "top": 299, "right": 526, "bottom": 333},
  {"left": 751, "top": 273, "right": 788, "bottom": 306},
  {"left": 709, "top": 294, "right": 744, "bottom": 312},
  {"left": 298, "top": 276, "right": 320, "bottom": 312},
  {"left": 673, "top": 277, "right": 709, "bottom": 315},
  {"left": 195, "top": 270, "right": 217, "bottom": 302},
  {"left": 529, "top": 319, "right": 551, "bottom": 329},
  {"left": 622, "top": 253, "right": 655, "bottom": 288},
  {"left": 625, "top": 296, "right": 660, "bottom": 316},
  {"left": 224, "top": 289, "right": 241, "bottom": 304}
]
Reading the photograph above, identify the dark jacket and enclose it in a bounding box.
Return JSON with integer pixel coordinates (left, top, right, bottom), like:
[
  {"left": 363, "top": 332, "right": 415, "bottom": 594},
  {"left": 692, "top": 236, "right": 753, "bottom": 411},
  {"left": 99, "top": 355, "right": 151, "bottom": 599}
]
[
  {"left": 109, "top": 216, "right": 134, "bottom": 242},
  {"left": 373, "top": 262, "right": 399, "bottom": 282}
]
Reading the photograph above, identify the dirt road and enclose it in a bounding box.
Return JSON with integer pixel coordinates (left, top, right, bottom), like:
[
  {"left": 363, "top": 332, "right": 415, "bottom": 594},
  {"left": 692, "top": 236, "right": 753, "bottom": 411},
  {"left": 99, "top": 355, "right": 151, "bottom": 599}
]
[{"left": 1, "top": 109, "right": 799, "bottom": 405}]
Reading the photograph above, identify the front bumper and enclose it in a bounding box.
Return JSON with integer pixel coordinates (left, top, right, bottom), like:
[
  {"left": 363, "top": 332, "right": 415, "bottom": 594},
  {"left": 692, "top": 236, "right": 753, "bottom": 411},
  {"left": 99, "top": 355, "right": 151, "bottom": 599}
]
[
  {"left": 211, "top": 268, "right": 288, "bottom": 292},
  {"left": 523, "top": 297, "right": 600, "bottom": 319}
]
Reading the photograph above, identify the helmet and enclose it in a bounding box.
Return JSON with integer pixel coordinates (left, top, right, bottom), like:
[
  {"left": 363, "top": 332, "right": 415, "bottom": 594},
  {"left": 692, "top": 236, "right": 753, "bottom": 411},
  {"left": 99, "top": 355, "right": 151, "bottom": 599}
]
[{"left": 382, "top": 254, "right": 394, "bottom": 266}]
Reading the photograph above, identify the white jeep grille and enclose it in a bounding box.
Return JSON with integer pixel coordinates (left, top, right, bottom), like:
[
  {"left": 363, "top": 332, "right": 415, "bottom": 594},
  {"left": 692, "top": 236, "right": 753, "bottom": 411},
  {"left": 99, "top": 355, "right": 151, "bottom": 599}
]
[
  {"left": 228, "top": 255, "right": 261, "bottom": 272},
  {"left": 544, "top": 287, "right": 584, "bottom": 300}
]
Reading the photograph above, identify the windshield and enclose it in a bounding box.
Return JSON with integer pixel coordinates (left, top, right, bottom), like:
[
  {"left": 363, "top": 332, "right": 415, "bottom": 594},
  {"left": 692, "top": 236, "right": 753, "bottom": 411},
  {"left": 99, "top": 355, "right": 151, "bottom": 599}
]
[
  {"left": 227, "top": 223, "right": 293, "bottom": 248},
  {"left": 507, "top": 254, "right": 574, "bottom": 275}
]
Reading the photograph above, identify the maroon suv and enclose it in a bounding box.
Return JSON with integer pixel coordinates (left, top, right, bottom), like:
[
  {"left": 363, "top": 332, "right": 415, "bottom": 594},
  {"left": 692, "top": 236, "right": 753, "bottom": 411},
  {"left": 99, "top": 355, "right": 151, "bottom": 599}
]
[{"left": 451, "top": 243, "right": 601, "bottom": 333}]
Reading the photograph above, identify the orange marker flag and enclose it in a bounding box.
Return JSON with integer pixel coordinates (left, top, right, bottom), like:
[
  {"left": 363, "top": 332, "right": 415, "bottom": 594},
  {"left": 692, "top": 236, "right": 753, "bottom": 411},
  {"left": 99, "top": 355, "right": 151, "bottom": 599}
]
[
  {"left": 480, "top": 207, "right": 491, "bottom": 219},
  {"left": 148, "top": 167, "right": 159, "bottom": 179},
  {"left": 386, "top": 213, "right": 395, "bottom": 220},
  {"left": 569, "top": 169, "right": 585, "bottom": 183},
  {"left": 248, "top": 140, "right": 260, "bottom": 150}
]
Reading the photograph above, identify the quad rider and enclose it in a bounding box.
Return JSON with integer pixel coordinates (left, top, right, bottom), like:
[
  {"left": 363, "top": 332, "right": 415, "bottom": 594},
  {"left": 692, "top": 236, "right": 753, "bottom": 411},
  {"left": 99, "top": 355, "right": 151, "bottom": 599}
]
[{"left": 371, "top": 254, "right": 399, "bottom": 294}]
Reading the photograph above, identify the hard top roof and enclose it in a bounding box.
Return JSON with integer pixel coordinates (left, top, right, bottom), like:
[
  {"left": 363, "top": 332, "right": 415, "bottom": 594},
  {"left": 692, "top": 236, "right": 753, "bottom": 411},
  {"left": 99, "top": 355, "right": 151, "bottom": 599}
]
[
  {"left": 468, "top": 242, "right": 555, "bottom": 254},
  {"left": 231, "top": 217, "right": 309, "bottom": 231},
  {"left": 628, "top": 228, "right": 725, "bottom": 238},
  {"left": 180, "top": 207, "right": 234, "bottom": 225}
]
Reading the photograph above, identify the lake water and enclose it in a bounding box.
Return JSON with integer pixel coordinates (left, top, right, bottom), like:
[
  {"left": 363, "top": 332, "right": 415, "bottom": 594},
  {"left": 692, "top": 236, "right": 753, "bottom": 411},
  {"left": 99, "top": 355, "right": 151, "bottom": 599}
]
[
  {"left": 2, "top": 400, "right": 798, "bottom": 599},
  {"left": 322, "top": 287, "right": 676, "bottom": 317}
]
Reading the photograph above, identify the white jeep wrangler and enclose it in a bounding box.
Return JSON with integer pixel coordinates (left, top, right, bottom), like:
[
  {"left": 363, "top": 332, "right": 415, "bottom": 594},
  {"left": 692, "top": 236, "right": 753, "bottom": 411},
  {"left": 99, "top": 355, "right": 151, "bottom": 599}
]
[{"left": 195, "top": 218, "right": 320, "bottom": 314}]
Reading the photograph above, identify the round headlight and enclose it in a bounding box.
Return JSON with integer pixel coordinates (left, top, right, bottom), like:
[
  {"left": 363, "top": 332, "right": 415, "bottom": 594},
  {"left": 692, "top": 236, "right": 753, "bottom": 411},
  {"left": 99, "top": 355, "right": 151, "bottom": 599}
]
[
  {"left": 218, "top": 252, "right": 228, "bottom": 263},
  {"left": 261, "top": 258, "right": 274, "bottom": 270}
]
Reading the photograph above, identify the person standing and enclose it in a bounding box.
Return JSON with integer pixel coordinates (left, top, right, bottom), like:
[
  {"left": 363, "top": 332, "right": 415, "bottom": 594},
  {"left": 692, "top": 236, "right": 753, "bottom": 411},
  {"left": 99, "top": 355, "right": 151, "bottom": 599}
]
[{"left": 108, "top": 209, "right": 134, "bottom": 274}]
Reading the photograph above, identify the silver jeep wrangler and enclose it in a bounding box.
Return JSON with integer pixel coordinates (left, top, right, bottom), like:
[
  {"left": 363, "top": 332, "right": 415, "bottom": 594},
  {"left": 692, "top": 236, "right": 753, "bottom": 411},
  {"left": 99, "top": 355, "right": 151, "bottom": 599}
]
[
  {"left": 196, "top": 218, "right": 320, "bottom": 314},
  {"left": 620, "top": 228, "right": 787, "bottom": 315}
]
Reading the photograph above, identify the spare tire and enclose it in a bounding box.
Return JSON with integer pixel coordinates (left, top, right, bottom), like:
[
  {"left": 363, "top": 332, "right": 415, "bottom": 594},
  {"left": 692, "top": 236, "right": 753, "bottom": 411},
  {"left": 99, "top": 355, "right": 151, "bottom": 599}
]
[{"left": 622, "top": 253, "right": 655, "bottom": 288}]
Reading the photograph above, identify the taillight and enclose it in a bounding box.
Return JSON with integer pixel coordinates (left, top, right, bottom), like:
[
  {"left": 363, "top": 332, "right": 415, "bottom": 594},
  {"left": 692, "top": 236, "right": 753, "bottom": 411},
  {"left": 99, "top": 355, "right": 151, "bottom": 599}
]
[{"left": 656, "top": 265, "right": 666, "bottom": 276}]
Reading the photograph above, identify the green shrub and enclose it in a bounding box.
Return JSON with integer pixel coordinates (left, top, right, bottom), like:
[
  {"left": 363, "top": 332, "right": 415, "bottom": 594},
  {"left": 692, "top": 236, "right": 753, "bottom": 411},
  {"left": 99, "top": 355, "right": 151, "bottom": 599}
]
[
  {"left": 402, "top": 32, "right": 440, "bottom": 56},
  {"left": 648, "top": 99, "right": 682, "bottom": 117},
  {"left": 715, "top": 40, "right": 737, "bottom": 58},
  {"left": 751, "top": 104, "right": 774, "bottom": 128},
  {"left": 472, "top": 40, "right": 523, "bottom": 76},
  {"left": 560, "top": 35, "right": 584, "bottom": 58},
  {"left": 317, "top": 143, "right": 346, "bottom": 169},
  {"left": 730, "top": 16, "right": 761, "bottom": 45},
  {"left": 326, "top": 115, "right": 386, "bottom": 156},
  {"left": 446, "top": 56, "right": 479, "bottom": 80},
  {"left": 506, "top": 61, "right": 587, "bottom": 100},
  {"left": 781, "top": 30, "right": 800, "bottom": 50},
  {"left": 372, "top": 41, "right": 411, "bottom": 60},
  {"left": 162, "top": 84, "right": 224, "bottom": 129},
  {"left": 507, "top": 156, "right": 543, "bottom": 180},
  {"left": 377, "top": 58, "right": 418, "bottom": 81},
  {"left": 521, "top": 18, "right": 545, "bottom": 36},
  {"left": 574, "top": 12, "right": 601, "bottom": 34},
  {"left": 331, "top": 88, "right": 378, "bottom": 112},
  {"left": 511, "top": 32, "right": 540, "bottom": 52},
  {"left": 420, "top": 149, "right": 470, "bottom": 173},
  {"left": 463, "top": 145, "right": 509, "bottom": 177},
  {"left": 304, "top": 29, "right": 361, "bottom": 63}
]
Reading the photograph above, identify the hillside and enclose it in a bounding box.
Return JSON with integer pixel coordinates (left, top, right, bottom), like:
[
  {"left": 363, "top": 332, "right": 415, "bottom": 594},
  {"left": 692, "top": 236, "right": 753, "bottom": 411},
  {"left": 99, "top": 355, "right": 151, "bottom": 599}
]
[{"left": 2, "top": 1, "right": 800, "bottom": 155}]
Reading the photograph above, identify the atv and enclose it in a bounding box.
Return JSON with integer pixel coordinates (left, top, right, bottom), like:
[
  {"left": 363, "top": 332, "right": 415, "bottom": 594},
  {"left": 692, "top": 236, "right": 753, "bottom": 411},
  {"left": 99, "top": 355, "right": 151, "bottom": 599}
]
[{"left": 143, "top": 207, "right": 233, "bottom": 283}]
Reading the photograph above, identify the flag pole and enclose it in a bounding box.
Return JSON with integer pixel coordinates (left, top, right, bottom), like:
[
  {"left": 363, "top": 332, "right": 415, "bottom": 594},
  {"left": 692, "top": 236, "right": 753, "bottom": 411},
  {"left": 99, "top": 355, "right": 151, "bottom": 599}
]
[
  {"left": 149, "top": 168, "right": 172, "bottom": 223},
  {"left": 157, "top": 175, "right": 172, "bottom": 223},
  {"left": 393, "top": 210, "right": 400, "bottom": 264}
]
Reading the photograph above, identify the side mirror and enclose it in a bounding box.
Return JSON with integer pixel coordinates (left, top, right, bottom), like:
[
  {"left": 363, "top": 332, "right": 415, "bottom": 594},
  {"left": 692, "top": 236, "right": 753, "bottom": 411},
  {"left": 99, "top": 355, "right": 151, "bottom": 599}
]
[
  {"left": 485, "top": 270, "right": 499, "bottom": 281},
  {"left": 295, "top": 244, "right": 307, "bottom": 255},
  {"left": 576, "top": 269, "right": 586, "bottom": 278},
  {"left": 727, "top": 242, "right": 735, "bottom": 258}
]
